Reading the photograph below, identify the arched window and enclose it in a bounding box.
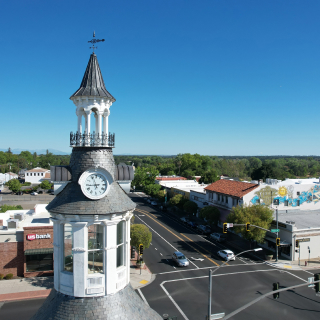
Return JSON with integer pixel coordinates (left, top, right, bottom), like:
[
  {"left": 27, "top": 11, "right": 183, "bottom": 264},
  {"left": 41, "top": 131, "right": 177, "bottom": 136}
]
[
  {"left": 117, "top": 221, "right": 125, "bottom": 268},
  {"left": 64, "top": 223, "right": 73, "bottom": 272},
  {"left": 88, "top": 224, "right": 104, "bottom": 274}
]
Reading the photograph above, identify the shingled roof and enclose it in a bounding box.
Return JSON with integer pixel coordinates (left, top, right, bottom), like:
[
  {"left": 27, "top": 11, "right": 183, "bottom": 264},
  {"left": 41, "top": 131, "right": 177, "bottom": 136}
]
[
  {"left": 70, "top": 53, "right": 115, "bottom": 100},
  {"left": 204, "top": 179, "right": 259, "bottom": 198}
]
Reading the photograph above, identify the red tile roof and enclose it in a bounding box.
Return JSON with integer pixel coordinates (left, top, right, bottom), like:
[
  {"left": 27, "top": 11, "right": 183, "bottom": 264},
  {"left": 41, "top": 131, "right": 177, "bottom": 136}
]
[
  {"left": 204, "top": 179, "right": 259, "bottom": 198},
  {"left": 156, "top": 177, "right": 187, "bottom": 181}
]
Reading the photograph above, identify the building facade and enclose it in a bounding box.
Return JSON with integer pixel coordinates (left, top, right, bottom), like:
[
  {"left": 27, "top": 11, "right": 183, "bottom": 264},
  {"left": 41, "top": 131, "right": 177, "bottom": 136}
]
[{"left": 25, "top": 167, "right": 51, "bottom": 184}]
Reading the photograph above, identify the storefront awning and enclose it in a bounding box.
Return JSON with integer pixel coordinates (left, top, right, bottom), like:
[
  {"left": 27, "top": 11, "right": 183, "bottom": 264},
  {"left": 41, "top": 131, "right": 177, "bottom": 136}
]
[
  {"left": 24, "top": 248, "right": 54, "bottom": 255},
  {"left": 265, "top": 236, "right": 291, "bottom": 246}
]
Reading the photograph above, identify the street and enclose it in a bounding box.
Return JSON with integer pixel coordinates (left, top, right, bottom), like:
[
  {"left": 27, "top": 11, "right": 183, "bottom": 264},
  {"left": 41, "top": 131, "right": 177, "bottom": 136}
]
[{"left": 131, "top": 194, "right": 320, "bottom": 320}]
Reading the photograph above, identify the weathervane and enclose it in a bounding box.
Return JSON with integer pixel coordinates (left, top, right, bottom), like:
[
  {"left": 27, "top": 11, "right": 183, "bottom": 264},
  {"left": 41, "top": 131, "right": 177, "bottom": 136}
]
[{"left": 88, "top": 31, "right": 105, "bottom": 53}]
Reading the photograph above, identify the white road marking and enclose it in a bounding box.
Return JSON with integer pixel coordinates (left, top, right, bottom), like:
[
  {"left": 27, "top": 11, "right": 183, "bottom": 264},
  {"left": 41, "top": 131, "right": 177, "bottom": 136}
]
[
  {"left": 155, "top": 248, "right": 158, "bottom": 250},
  {"left": 160, "top": 253, "right": 163, "bottom": 256},
  {"left": 160, "top": 283, "right": 189, "bottom": 320},
  {"left": 137, "top": 288, "right": 149, "bottom": 306},
  {"left": 191, "top": 257, "right": 204, "bottom": 261},
  {"left": 136, "top": 215, "right": 199, "bottom": 269},
  {"left": 138, "top": 215, "right": 145, "bottom": 216},
  {"left": 238, "top": 257, "right": 248, "bottom": 264},
  {"left": 160, "top": 269, "right": 279, "bottom": 320},
  {"left": 156, "top": 262, "right": 267, "bottom": 275},
  {"left": 284, "top": 271, "right": 308, "bottom": 282}
]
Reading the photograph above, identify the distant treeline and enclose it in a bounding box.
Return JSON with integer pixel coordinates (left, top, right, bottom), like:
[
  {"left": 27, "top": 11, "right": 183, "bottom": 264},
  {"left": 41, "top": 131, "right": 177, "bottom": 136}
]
[
  {"left": 0, "top": 148, "right": 70, "bottom": 173},
  {"left": 1, "top": 148, "right": 319, "bottom": 182},
  {"left": 114, "top": 154, "right": 320, "bottom": 182}
]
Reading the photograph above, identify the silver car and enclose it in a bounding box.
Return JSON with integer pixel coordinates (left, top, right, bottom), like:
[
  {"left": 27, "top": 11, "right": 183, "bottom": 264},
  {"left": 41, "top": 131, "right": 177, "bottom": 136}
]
[
  {"left": 172, "top": 251, "right": 189, "bottom": 267},
  {"left": 210, "top": 233, "right": 227, "bottom": 243},
  {"left": 217, "top": 249, "right": 235, "bottom": 261}
]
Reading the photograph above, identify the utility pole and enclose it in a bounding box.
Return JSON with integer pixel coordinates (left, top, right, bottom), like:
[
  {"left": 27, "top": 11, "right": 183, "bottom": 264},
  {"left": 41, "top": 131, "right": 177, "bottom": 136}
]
[
  {"left": 208, "top": 269, "right": 212, "bottom": 320},
  {"left": 276, "top": 207, "right": 279, "bottom": 262}
]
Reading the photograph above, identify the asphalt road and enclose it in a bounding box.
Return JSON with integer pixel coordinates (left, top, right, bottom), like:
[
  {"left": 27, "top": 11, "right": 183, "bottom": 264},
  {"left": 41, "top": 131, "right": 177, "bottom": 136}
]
[{"left": 131, "top": 194, "right": 320, "bottom": 320}]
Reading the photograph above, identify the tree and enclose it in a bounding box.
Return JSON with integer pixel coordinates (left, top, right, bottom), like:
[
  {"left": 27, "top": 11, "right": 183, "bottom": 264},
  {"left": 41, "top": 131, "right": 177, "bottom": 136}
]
[
  {"left": 131, "top": 166, "right": 159, "bottom": 188},
  {"left": 169, "top": 194, "right": 183, "bottom": 206},
  {"left": 130, "top": 224, "right": 152, "bottom": 250},
  {"left": 144, "top": 184, "right": 161, "bottom": 197},
  {"left": 199, "top": 206, "right": 220, "bottom": 226},
  {"left": 157, "top": 190, "right": 166, "bottom": 202},
  {"left": 183, "top": 201, "right": 198, "bottom": 215},
  {"left": 6, "top": 179, "right": 21, "bottom": 193},
  {"left": 226, "top": 205, "right": 273, "bottom": 243},
  {"left": 199, "top": 169, "right": 219, "bottom": 184},
  {"left": 39, "top": 180, "right": 53, "bottom": 190}
]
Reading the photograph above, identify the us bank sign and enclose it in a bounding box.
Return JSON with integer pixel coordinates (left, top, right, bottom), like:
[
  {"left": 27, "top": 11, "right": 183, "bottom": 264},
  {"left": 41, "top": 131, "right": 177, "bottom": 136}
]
[{"left": 27, "top": 233, "right": 51, "bottom": 241}]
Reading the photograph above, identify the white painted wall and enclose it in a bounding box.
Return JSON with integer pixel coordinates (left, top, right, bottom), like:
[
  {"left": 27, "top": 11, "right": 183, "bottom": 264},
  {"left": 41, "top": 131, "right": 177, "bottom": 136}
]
[{"left": 25, "top": 169, "right": 50, "bottom": 184}]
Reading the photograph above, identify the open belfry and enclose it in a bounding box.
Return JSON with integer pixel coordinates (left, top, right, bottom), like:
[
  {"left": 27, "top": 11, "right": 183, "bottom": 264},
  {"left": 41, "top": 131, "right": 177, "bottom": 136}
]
[{"left": 32, "top": 34, "right": 162, "bottom": 319}]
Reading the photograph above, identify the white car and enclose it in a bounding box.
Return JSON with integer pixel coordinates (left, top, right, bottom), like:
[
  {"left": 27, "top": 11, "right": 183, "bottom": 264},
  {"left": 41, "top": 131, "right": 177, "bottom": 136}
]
[
  {"left": 30, "top": 192, "right": 38, "bottom": 196},
  {"left": 217, "top": 249, "right": 235, "bottom": 261}
]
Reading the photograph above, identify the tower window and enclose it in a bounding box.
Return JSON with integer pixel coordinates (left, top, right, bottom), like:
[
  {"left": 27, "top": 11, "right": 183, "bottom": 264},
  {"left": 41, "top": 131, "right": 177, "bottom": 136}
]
[
  {"left": 64, "top": 223, "right": 73, "bottom": 273},
  {"left": 117, "top": 221, "right": 125, "bottom": 268},
  {"left": 88, "top": 224, "right": 104, "bottom": 274}
]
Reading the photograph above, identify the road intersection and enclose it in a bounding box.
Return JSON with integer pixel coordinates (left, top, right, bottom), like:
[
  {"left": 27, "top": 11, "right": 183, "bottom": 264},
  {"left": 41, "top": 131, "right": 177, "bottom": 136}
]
[{"left": 131, "top": 195, "right": 320, "bottom": 320}]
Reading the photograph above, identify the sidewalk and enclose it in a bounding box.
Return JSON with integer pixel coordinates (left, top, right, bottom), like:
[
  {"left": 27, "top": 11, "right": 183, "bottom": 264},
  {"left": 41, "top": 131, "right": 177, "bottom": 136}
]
[{"left": 0, "top": 259, "right": 154, "bottom": 302}]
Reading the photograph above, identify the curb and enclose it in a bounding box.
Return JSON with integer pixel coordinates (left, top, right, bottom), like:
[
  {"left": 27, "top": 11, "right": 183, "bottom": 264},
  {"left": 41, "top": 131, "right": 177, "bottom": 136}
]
[{"left": 0, "top": 289, "right": 52, "bottom": 302}]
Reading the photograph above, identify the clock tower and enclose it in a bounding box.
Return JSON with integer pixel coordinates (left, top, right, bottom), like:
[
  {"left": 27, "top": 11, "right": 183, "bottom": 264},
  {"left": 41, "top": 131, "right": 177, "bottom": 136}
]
[{"left": 32, "top": 39, "right": 161, "bottom": 319}]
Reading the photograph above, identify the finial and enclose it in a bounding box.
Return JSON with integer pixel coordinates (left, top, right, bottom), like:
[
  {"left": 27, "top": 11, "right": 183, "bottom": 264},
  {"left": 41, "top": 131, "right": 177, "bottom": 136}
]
[{"left": 88, "top": 31, "right": 105, "bottom": 53}]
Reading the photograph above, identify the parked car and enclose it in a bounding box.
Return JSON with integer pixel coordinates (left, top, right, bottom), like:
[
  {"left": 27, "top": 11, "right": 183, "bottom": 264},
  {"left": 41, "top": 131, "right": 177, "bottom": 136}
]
[
  {"left": 197, "top": 225, "right": 206, "bottom": 234},
  {"left": 210, "top": 233, "right": 227, "bottom": 243},
  {"left": 147, "top": 199, "right": 152, "bottom": 203},
  {"left": 38, "top": 191, "right": 43, "bottom": 194},
  {"left": 203, "top": 226, "right": 212, "bottom": 234},
  {"left": 172, "top": 251, "right": 189, "bottom": 267},
  {"left": 180, "top": 217, "right": 189, "bottom": 224},
  {"left": 217, "top": 250, "right": 235, "bottom": 261},
  {"left": 151, "top": 201, "right": 158, "bottom": 206},
  {"left": 30, "top": 192, "right": 38, "bottom": 196},
  {"left": 187, "top": 221, "right": 198, "bottom": 228}
]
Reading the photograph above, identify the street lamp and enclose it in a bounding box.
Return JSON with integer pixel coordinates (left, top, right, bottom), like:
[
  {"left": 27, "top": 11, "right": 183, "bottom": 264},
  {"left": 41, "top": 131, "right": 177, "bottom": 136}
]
[{"left": 207, "top": 248, "right": 263, "bottom": 320}]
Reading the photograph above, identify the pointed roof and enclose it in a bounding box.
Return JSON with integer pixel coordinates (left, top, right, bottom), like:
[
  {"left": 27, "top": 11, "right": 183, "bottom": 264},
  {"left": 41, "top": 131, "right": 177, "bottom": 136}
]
[{"left": 70, "top": 53, "right": 115, "bottom": 100}]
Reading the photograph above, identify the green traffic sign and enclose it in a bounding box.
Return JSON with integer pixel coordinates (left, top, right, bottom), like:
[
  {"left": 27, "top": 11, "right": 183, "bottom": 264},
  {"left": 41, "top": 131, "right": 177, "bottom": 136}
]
[{"left": 271, "top": 229, "right": 280, "bottom": 233}]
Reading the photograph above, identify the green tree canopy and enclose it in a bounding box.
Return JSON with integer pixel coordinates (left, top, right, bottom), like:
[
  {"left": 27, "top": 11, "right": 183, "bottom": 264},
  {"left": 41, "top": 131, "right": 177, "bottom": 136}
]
[
  {"left": 144, "top": 184, "right": 161, "bottom": 197},
  {"left": 39, "top": 180, "right": 53, "bottom": 190},
  {"left": 131, "top": 166, "right": 159, "bottom": 188},
  {"left": 169, "top": 194, "right": 183, "bottom": 206},
  {"left": 183, "top": 200, "right": 198, "bottom": 214},
  {"left": 6, "top": 179, "right": 21, "bottom": 193},
  {"left": 199, "top": 169, "right": 219, "bottom": 184},
  {"left": 226, "top": 205, "right": 273, "bottom": 242},
  {"left": 130, "top": 224, "right": 152, "bottom": 250},
  {"left": 199, "top": 206, "right": 220, "bottom": 226}
]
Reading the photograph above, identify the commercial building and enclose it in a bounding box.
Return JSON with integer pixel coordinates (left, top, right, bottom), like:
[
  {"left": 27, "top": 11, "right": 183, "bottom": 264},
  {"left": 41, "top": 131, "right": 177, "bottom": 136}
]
[
  {"left": 0, "top": 204, "right": 53, "bottom": 277},
  {"left": 25, "top": 167, "right": 51, "bottom": 184}
]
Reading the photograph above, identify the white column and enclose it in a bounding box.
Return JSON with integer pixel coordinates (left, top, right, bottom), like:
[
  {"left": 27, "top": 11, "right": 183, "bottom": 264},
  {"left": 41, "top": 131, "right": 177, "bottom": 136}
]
[
  {"left": 77, "top": 113, "right": 82, "bottom": 133},
  {"left": 98, "top": 112, "right": 103, "bottom": 136},
  {"left": 103, "top": 111, "right": 109, "bottom": 134},
  {"left": 94, "top": 113, "right": 98, "bottom": 134},
  {"left": 85, "top": 111, "right": 91, "bottom": 134},
  {"left": 51, "top": 217, "right": 63, "bottom": 292},
  {"left": 104, "top": 220, "right": 117, "bottom": 295},
  {"left": 71, "top": 222, "right": 88, "bottom": 297}
]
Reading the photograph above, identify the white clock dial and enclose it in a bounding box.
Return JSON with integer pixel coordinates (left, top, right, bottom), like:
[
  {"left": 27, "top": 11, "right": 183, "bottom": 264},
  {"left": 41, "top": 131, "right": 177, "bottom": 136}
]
[{"left": 84, "top": 173, "right": 108, "bottom": 197}]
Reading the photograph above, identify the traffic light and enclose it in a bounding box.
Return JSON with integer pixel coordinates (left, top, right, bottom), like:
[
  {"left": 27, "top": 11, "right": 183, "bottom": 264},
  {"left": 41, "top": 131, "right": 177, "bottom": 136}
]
[
  {"left": 246, "top": 222, "right": 250, "bottom": 232},
  {"left": 139, "top": 244, "right": 144, "bottom": 255},
  {"left": 296, "top": 240, "right": 300, "bottom": 248},
  {"left": 223, "top": 223, "right": 228, "bottom": 233},
  {"left": 273, "top": 282, "right": 280, "bottom": 299},
  {"left": 131, "top": 246, "right": 136, "bottom": 259},
  {"left": 276, "top": 238, "right": 280, "bottom": 246},
  {"left": 315, "top": 273, "right": 320, "bottom": 293}
]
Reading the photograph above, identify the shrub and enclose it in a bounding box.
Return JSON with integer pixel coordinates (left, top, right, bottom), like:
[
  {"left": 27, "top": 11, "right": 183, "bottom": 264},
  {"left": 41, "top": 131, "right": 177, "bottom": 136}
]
[
  {"left": 0, "top": 274, "right": 4, "bottom": 280},
  {"left": 5, "top": 273, "right": 13, "bottom": 280},
  {"left": 22, "top": 182, "right": 31, "bottom": 186}
]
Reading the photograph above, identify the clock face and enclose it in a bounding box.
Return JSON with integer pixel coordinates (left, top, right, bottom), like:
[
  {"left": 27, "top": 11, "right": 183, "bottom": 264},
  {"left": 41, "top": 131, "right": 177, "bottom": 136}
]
[{"left": 83, "top": 173, "right": 108, "bottom": 198}]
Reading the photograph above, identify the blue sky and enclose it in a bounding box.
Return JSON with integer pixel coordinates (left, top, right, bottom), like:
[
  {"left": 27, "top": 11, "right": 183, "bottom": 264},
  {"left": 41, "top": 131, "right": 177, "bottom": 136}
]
[{"left": 1, "top": 0, "right": 319, "bottom": 156}]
